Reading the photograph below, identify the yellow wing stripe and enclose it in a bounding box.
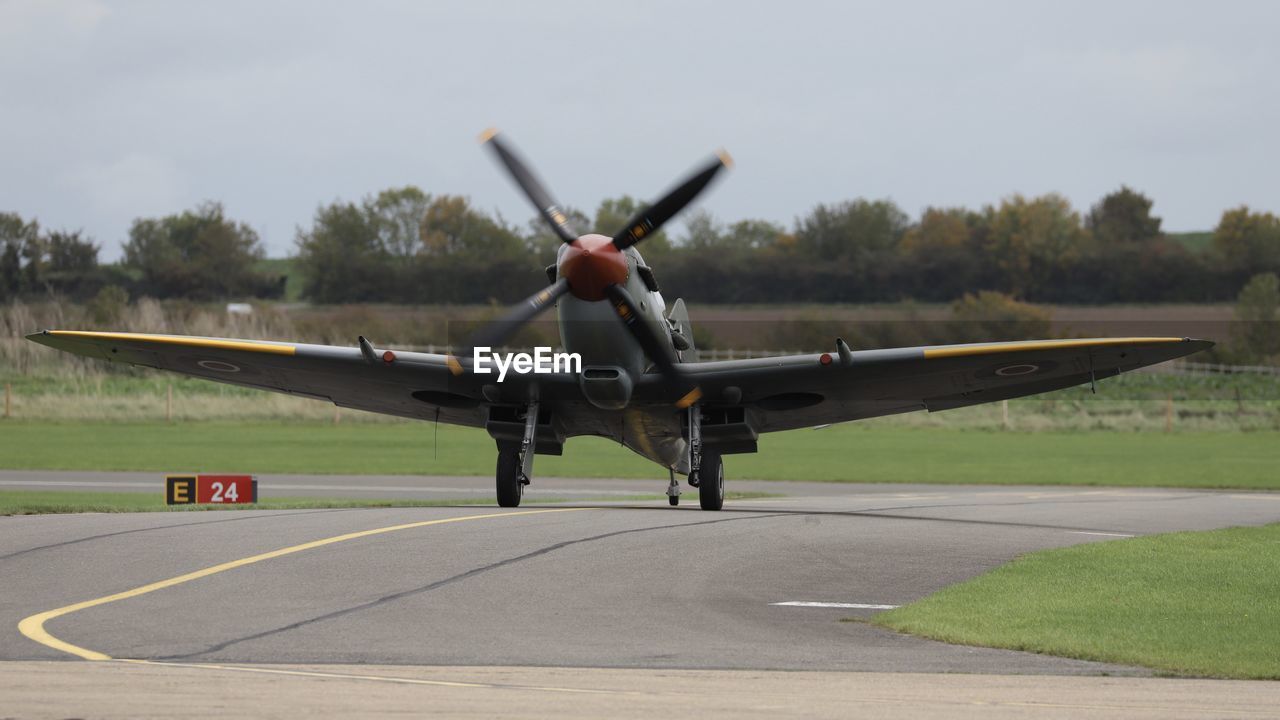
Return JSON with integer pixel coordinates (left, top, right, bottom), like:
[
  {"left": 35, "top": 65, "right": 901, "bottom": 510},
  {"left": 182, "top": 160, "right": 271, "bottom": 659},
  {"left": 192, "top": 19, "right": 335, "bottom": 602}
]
[
  {"left": 923, "top": 337, "right": 1185, "bottom": 359},
  {"left": 48, "top": 331, "right": 296, "bottom": 356}
]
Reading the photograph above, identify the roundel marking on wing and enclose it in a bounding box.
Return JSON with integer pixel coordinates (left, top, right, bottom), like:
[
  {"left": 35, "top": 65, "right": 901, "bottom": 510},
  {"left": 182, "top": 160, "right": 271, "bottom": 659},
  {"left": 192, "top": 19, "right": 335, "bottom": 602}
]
[
  {"left": 976, "top": 359, "right": 1061, "bottom": 380},
  {"left": 196, "top": 359, "right": 241, "bottom": 373},
  {"left": 171, "top": 355, "right": 277, "bottom": 383},
  {"left": 994, "top": 363, "right": 1040, "bottom": 377}
]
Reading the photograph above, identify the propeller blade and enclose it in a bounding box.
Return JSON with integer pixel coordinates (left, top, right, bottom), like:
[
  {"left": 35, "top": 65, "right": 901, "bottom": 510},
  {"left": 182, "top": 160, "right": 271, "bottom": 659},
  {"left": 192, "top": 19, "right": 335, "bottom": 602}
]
[
  {"left": 479, "top": 128, "right": 577, "bottom": 244},
  {"left": 452, "top": 279, "right": 571, "bottom": 374},
  {"left": 613, "top": 150, "right": 732, "bottom": 250},
  {"left": 604, "top": 283, "right": 702, "bottom": 408}
]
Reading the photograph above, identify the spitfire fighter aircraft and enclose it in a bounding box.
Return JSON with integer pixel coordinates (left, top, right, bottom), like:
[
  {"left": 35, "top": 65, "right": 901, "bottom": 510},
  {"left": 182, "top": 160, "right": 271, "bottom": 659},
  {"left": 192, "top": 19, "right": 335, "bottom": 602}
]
[{"left": 28, "top": 131, "right": 1212, "bottom": 510}]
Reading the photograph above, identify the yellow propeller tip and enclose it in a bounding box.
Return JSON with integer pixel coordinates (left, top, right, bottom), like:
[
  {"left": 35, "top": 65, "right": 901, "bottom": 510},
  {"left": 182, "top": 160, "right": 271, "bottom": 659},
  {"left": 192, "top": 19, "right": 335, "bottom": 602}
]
[
  {"left": 446, "top": 355, "right": 464, "bottom": 376},
  {"left": 477, "top": 127, "right": 500, "bottom": 143},
  {"left": 716, "top": 149, "right": 734, "bottom": 169}
]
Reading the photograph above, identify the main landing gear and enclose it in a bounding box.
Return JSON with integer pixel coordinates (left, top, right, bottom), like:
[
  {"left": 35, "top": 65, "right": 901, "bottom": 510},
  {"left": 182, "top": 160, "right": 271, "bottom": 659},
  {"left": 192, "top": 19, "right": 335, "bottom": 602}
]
[
  {"left": 496, "top": 402, "right": 538, "bottom": 508},
  {"left": 666, "top": 454, "right": 723, "bottom": 510},
  {"left": 690, "top": 450, "right": 724, "bottom": 511},
  {"left": 683, "top": 404, "right": 724, "bottom": 511},
  {"left": 495, "top": 446, "right": 524, "bottom": 507}
]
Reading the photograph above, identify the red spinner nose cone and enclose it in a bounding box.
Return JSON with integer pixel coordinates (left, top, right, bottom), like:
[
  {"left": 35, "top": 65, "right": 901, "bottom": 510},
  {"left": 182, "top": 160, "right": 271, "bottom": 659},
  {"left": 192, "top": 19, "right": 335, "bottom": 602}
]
[{"left": 559, "top": 234, "right": 629, "bottom": 301}]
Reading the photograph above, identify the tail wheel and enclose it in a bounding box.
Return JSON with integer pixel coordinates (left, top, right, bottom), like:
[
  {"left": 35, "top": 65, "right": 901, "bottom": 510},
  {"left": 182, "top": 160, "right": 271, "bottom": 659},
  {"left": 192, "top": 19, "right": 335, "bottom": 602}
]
[
  {"left": 698, "top": 451, "right": 724, "bottom": 511},
  {"left": 496, "top": 448, "right": 522, "bottom": 507}
]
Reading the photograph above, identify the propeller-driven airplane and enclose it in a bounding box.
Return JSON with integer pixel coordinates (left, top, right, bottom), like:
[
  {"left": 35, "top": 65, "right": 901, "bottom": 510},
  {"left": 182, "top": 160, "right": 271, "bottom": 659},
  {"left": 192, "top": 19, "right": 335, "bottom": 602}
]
[{"left": 27, "top": 131, "right": 1213, "bottom": 510}]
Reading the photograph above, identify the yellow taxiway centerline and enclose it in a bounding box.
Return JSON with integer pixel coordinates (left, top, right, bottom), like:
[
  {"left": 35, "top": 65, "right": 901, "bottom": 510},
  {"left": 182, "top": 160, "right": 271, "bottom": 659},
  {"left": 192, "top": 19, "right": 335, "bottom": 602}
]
[{"left": 19, "top": 508, "right": 587, "bottom": 661}]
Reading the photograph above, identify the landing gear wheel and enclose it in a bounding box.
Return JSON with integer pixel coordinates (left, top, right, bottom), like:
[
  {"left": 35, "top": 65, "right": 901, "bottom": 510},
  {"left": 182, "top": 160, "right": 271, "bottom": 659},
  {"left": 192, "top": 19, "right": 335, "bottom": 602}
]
[
  {"left": 496, "top": 448, "right": 523, "bottom": 508},
  {"left": 669, "top": 495, "right": 679, "bottom": 506},
  {"left": 698, "top": 451, "right": 724, "bottom": 511}
]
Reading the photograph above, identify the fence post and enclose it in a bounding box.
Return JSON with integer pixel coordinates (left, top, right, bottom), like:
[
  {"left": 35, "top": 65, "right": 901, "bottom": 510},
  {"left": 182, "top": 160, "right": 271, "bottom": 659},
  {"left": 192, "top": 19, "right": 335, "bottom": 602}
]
[
  {"left": 1001, "top": 399, "right": 1010, "bottom": 430},
  {"left": 1165, "top": 393, "right": 1173, "bottom": 433},
  {"left": 166, "top": 384, "right": 173, "bottom": 424},
  {"left": 4, "top": 383, "right": 10, "bottom": 419}
]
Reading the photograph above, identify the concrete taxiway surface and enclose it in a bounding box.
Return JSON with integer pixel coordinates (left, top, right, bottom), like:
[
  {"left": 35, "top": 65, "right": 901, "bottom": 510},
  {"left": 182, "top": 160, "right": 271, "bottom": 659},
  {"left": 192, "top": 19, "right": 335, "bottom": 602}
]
[
  {"left": 6, "top": 662, "right": 1280, "bottom": 719},
  {"left": 3, "top": 475, "right": 1278, "bottom": 716}
]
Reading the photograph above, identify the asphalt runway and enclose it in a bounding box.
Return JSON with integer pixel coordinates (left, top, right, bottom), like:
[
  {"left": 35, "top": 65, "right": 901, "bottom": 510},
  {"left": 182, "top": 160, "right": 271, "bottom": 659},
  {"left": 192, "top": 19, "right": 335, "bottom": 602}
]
[{"left": 3, "top": 473, "right": 1279, "bottom": 716}]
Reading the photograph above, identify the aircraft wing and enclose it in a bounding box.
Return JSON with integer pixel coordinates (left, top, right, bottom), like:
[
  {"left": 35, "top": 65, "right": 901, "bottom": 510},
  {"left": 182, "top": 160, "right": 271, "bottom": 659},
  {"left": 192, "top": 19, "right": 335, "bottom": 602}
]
[
  {"left": 28, "top": 331, "right": 1213, "bottom": 437},
  {"left": 24, "top": 330, "right": 572, "bottom": 427},
  {"left": 670, "top": 337, "right": 1213, "bottom": 433}
]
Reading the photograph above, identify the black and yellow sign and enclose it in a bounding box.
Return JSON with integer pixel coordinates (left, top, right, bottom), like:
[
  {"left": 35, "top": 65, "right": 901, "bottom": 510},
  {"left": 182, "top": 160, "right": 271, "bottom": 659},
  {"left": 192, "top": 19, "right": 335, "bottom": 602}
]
[
  {"left": 166, "top": 474, "right": 257, "bottom": 505},
  {"left": 166, "top": 475, "right": 196, "bottom": 505}
]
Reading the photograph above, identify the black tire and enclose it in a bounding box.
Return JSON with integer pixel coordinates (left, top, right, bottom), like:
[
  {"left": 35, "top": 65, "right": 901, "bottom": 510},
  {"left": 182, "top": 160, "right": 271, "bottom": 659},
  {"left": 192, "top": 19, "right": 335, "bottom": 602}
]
[
  {"left": 669, "top": 495, "right": 679, "bottom": 506},
  {"left": 496, "top": 449, "right": 522, "bottom": 508},
  {"left": 698, "top": 451, "right": 724, "bottom": 511}
]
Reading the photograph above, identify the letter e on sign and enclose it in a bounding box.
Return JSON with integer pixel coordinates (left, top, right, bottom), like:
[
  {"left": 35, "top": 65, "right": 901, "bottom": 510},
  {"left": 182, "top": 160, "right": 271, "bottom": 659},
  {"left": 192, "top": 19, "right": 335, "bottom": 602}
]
[{"left": 166, "top": 475, "right": 196, "bottom": 505}]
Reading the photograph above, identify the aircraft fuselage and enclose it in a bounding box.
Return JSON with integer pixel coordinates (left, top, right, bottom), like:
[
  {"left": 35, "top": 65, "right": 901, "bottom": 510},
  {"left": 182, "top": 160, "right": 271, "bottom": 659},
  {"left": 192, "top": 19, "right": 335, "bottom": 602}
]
[{"left": 554, "top": 239, "right": 688, "bottom": 469}]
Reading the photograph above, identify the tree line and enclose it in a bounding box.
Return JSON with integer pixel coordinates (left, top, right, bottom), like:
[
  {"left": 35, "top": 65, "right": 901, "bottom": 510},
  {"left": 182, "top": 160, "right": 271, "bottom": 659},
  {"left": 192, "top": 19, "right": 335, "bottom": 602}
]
[
  {"left": 0, "top": 203, "right": 283, "bottom": 306},
  {"left": 293, "top": 185, "right": 1280, "bottom": 305},
  {"left": 3, "top": 187, "right": 1279, "bottom": 306}
]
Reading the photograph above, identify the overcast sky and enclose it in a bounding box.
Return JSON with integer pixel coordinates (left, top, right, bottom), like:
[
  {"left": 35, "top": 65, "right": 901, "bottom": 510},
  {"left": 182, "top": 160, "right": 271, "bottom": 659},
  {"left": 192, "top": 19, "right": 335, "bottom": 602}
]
[{"left": 2, "top": 1, "right": 1277, "bottom": 259}]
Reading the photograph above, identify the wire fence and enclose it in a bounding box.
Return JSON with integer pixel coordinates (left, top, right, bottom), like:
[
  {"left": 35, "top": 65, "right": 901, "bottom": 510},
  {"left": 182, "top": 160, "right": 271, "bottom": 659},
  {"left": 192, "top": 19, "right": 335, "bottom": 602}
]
[{"left": 1157, "top": 360, "right": 1280, "bottom": 377}]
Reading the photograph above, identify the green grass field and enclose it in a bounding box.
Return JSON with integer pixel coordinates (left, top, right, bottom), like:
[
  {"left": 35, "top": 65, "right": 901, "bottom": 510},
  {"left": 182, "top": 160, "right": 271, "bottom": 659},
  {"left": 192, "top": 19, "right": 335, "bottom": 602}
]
[
  {"left": 1, "top": 421, "right": 1276, "bottom": 489},
  {"left": 254, "top": 257, "right": 305, "bottom": 302},
  {"left": 874, "top": 523, "right": 1280, "bottom": 679}
]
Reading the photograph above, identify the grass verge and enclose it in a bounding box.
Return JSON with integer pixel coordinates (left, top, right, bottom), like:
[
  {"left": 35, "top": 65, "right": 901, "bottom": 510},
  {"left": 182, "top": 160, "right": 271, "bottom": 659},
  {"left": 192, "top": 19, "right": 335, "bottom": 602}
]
[
  {"left": 0, "top": 490, "right": 777, "bottom": 515},
  {"left": 873, "top": 523, "right": 1280, "bottom": 679},
  {"left": 0, "top": 421, "right": 1277, "bottom": 489}
]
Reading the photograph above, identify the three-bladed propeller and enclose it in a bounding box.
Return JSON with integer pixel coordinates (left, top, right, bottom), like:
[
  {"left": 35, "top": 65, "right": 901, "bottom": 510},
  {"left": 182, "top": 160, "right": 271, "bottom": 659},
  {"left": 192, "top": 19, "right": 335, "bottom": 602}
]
[{"left": 458, "top": 129, "right": 728, "bottom": 408}]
